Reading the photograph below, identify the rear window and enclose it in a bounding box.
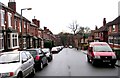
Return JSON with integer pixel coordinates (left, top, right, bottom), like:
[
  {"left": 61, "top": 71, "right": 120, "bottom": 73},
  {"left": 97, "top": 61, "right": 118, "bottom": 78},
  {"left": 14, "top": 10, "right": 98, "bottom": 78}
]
[
  {"left": 27, "top": 50, "right": 37, "bottom": 58},
  {"left": 93, "top": 45, "right": 112, "bottom": 52}
]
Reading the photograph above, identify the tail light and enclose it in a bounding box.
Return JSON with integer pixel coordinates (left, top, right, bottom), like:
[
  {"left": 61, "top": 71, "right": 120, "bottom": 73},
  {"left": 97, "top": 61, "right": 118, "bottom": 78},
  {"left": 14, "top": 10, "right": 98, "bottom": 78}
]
[
  {"left": 9, "top": 72, "right": 14, "bottom": 76},
  {"left": 35, "top": 55, "right": 40, "bottom": 61}
]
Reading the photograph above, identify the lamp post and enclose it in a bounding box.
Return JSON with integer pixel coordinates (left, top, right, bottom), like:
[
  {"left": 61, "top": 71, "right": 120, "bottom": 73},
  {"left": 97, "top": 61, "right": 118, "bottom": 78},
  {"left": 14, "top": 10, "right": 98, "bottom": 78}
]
[{"left": 20, "top": 8, "right": 32, "bottom": 50}]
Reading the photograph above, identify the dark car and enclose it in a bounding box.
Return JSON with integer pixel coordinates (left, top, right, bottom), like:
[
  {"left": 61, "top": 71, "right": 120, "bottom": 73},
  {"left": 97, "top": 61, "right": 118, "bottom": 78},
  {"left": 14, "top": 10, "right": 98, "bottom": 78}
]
[
  {"left": 26, "top": 48, "right": 48, "bottom": 70},
  {"left": 42, "top": 48, "right": 53, "bottom": 62}
]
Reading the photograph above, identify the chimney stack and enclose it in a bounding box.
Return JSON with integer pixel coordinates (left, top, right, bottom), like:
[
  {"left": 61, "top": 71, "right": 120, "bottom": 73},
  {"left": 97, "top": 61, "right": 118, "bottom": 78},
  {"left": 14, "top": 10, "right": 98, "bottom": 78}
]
[
  {"left": 8, "top": 0, "right": 16, "bottom": 12},
  {"left": 103, "top": 18, "right": 106, "bottom": 26},
  {"left": 32, "top": 18, "right": 40, "bottom": 28}
]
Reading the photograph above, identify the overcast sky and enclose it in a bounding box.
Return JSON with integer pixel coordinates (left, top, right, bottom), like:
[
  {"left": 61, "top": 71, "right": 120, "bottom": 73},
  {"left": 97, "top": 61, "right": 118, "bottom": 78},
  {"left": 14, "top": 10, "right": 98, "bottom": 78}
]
[{"left": 1, "top": 0, "right": 120, "bottom": 34}]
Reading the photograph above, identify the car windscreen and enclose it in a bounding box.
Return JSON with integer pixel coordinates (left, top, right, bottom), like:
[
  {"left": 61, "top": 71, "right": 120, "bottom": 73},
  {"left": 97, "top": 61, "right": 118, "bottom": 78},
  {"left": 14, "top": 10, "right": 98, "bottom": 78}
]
[
  {"left": 42, "top": 49, "right": 49, "bottom": 53},
  {"left": 93, "top": 45, "right": 113, "bottom": 52},
  {"left": 0, "top": 53, "right": 19, "bottom": 64},
  {"left": 27, "top": 50, "right": 37, "bottom": 58}
]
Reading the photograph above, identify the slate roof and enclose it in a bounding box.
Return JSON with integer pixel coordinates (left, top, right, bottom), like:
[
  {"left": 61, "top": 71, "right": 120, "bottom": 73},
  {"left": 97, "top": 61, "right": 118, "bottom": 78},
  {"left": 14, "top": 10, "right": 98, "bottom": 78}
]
[{"left": 107, "top": 16, "right": 120, "bottom": 26}]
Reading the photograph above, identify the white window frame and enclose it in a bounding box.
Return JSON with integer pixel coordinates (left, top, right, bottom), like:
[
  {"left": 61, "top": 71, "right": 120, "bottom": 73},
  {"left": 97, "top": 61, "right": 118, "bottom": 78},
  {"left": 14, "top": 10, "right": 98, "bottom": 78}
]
[
  {"left": 108, "top": 36, "right": 113, "bottom": 44},
  {"left": 14, "top": 19, "right": 17, "bottom": 30},
  {"left": 8, "top": 33, "right": 19, "bottom": 49},
  {"left": 23, "top": 38, "right": 26, "bottom": 49},
  {"left": 0, "top": 33, "right": 4, "bottom": 51},
  {"left": 1, "top": 9, "right": 5, "bottom": 26},
  {"left": 8, "top": 12, "right": 12, "bottom": 28},
  {"left": 19, "top": 22, "right": 21, "bottom": 32},
  {"left": 112, "top": 25, "right": 115, "bottom": 31},
  {"left": 24, "top": 22, "right": 26, "bottom": 28}
]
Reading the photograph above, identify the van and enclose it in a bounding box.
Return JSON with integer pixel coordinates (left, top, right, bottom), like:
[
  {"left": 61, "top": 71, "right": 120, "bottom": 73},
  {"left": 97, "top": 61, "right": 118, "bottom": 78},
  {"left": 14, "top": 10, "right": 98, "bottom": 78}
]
[{"left": 87, "top": 42, "right": 117, "bottom": 66}]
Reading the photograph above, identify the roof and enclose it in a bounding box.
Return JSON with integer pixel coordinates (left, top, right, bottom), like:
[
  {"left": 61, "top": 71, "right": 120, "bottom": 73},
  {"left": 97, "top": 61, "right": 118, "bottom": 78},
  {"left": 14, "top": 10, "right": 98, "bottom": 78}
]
[
  {"left": 107, "top": 16, "right": 120, "bottom": 26},
  {"left": 90, "top": 42, "right": 108, "bottom": 46},
  {"left": 98, "top": 25, "right": 108, "bottom": 32}
]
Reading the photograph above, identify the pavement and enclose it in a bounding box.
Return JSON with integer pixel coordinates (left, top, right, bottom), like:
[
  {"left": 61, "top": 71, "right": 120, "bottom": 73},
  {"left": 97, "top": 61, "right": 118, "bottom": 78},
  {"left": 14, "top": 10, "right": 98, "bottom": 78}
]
[{"left": 81, "top": 50, "right": 120, "bottom": 67}]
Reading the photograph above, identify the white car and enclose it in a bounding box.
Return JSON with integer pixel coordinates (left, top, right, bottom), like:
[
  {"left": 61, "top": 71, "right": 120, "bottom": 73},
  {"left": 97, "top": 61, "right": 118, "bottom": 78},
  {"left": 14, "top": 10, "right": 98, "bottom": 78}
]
[
  {"left": 42, "top": 48, "right": 53, "bottom": 62},
  {"left": 0, "top": 50, "right": 35, "bottom": 78},
  {"left": 51, "top": 47, "right": 60, "bottom": 54}
]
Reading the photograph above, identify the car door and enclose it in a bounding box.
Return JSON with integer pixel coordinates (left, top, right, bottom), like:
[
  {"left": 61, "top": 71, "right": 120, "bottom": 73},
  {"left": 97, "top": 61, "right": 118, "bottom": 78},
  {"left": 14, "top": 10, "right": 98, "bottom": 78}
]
[
  {"left": 21, "top": 52, "right": 30, "bottom": 77},
  {"left": 25, "top": 51, "right": 34, "bottom": 74},
  {"left": 38, "top": 49, "right": 47, "bottom": 65}
]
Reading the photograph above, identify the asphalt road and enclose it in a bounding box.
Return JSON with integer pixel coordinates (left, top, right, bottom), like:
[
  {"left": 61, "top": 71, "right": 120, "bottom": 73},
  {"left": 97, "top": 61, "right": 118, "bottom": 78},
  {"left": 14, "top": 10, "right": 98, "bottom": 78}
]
[{"left": 33, "top": 48, "right": 120, "bottom": 78}]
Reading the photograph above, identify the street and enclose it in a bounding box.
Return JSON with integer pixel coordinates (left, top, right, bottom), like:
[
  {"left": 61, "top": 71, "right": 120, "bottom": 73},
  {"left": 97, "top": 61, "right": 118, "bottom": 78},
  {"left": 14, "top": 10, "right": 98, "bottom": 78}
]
[{"left": 32, "top": 48, "right": 119, "bottom": 78}]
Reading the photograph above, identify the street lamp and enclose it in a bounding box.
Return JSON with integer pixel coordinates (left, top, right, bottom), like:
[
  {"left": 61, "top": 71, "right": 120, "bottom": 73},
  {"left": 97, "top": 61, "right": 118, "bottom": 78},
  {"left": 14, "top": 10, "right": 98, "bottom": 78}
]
[{"left": 20, "top": 8, "right": 32, "bottom": 50}]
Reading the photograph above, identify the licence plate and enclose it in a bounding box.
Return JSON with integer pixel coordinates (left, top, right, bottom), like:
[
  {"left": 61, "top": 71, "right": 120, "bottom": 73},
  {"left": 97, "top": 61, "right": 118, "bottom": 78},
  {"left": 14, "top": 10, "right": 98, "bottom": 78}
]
[{"left": 103, "top": 60, "right": 110, "bottom": 62}]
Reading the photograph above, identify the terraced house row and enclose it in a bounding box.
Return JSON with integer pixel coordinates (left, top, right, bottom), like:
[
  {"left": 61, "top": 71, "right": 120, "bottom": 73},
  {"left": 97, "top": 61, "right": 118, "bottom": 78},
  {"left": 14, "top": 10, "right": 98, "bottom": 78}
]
[
  {"left": 88, "top": 17, "right": 120, "bottom": 51},
  {"left": 0, "top": 0, "right": 56, "bottom": 52}
]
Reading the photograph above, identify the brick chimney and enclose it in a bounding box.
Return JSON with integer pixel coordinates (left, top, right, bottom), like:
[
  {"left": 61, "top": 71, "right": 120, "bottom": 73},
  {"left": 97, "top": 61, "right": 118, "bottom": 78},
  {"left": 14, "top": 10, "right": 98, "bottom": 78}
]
[
  {"left": 8, "top": 0, "right": 16, "bottom": 12},
  {"left": 32, "top": 19, "right": 37, "bottom": 25},
  {"left": 95, "top": 25, "right": 98, "bottom": 30},
  {"left": 37, "top": 20, "right": 40, "bottom": 28},
  {"left": 103, "top": 18, "right": 106, "bottom": 26},
  {"left": 44, "top": 27, "right": 47, "bottom": 30}
]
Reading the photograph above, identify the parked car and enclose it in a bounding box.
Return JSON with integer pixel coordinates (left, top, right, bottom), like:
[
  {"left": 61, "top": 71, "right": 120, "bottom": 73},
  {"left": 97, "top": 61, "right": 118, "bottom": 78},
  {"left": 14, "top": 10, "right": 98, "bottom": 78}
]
[
  {"left": 0, "top": 50, "right": 35, "bottom": 78},
  {"left": 87, "top": 42, "right": 117, "bottom": 66},
  {"left": 51, "top": 47, "right": 60, "bottom": 54},
  {"left": 26, "top": 48, "right": 48, "bottom": 70},
  {"left": 42, "top": 48, "right": 53, "bottom": 62}
]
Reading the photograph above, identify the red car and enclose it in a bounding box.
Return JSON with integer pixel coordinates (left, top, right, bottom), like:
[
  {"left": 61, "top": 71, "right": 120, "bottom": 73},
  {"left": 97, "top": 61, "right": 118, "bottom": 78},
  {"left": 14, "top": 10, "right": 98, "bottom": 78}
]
[{"left": 87, "top": 42, "right": 117, "bottom": 66}]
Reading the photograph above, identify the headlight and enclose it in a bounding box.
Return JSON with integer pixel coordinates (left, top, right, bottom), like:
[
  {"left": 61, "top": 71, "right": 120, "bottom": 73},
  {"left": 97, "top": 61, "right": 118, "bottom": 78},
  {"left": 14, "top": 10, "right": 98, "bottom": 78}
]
[
  {"left": 112, "top": 56, "right": 116, "bottom": 59},
  {"left": 94, "top": 56, "right": 100, "bottom": 59},
  {"left": 1, "top": 72, "right": 14, "bottom": 77}
]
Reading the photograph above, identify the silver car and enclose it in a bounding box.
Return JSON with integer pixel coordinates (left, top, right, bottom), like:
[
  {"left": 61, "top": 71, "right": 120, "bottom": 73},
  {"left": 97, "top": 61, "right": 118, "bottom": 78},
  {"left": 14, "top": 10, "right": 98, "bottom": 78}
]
[
  {"left": 0, "top": 50, "right": 35, "bottom": 78},
  {"left": 42, "top": 48, "right": 53, "bottom": 62}
]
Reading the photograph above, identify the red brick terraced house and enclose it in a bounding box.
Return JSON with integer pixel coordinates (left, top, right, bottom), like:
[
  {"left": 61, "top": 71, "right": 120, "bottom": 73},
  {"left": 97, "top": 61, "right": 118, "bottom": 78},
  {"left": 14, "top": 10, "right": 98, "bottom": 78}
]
[
  {"left": 93, "top": 18, "right": 108, "bottom": 42},
  {"left": 88, "top": 18, "right": 108, "bottom": 43},
  {"left": 0, "top": 1, "right": 19, "bottom": 52},
  {"left": 0, "top": 0, "right": 56, "bottom": 52},
  {"left": 107, "top": 16, "right": 120, "bottom": 50}
]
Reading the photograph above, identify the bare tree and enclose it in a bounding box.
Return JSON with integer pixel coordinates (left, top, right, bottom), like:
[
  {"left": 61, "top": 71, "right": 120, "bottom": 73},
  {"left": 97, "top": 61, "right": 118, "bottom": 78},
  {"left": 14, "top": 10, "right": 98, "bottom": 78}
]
[
  {"left": 84, "top": 27, "right": 91, "bottom": 33},
  {"left": 69, "top": 21, "right": 79, "bottom": 35}
]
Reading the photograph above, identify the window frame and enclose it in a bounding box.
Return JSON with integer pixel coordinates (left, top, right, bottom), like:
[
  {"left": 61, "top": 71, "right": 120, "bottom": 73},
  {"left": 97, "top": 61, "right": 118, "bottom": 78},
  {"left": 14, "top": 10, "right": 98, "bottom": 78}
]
[
  {"left": 0, "top": 33, "right": 4, "bottom": 51},
  {"left": 8, "top": 12, "right": 12, "bottom": 28},
  {"left": 7, "top": 33, "right": 19, "bottom": 49},
  {"left": 1, "top": 9, "right": 5, "bottom": 26}
]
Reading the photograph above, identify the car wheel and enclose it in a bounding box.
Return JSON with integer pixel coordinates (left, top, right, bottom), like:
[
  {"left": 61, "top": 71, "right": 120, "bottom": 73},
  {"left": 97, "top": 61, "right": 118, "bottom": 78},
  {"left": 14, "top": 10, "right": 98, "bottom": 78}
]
[
  {"left": 46, "top": 59, "right": 48, "bottom": 66},
  {"left": 17, "top": 72, "right": 23, "bottom": 78},
  {"left": 31, "top": 67, "right": 35, "bottom": 77},
  {"left": 40, "top": 62, "right": 43, "bottom": 70},
  {"left": 92, "top": 60, "right": 96, "bottom": 66},
  {"left": 111, "top": 63, "right": 115, "bottom": 67},
  {"left": 50, "top": 56, "right": 53, "bottom": 61},
  {"left": 87, "top": 55, "right": 90, "bottom": 63}
]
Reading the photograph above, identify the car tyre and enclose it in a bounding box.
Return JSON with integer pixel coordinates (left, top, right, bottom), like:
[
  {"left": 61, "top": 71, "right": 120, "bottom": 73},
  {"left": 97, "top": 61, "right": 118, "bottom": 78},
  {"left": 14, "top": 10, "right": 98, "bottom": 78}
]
[
  {"left": 87, "top": 55, "right": 90, "bottom": 63},
  {"left": 45, "top": 59, "right": 48, "bottom": 66},
  {"left": 31, "top": 67, "right": 35, "bottom": 77},
  {"left": 49, "top": 56, "right": 53, "bottom": 62},
  {"left": 91, "top": 60, "right": 96, "bottom": 66},
  {"left": 17, "top": 72, "right": 23, "bottom": 78},
  {"left": 111, "top": 63, "right": 115, "bottom": 67},
  {"left": 40, "top": 62, "right": 43, "bottom": 70}
]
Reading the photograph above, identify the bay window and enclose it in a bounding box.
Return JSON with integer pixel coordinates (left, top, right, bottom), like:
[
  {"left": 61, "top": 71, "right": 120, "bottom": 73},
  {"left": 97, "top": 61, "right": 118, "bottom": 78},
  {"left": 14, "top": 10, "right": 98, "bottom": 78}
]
[
  {"left": 7, "top": 33, "right": 19, "bottom": 49},
  {"left": 0, "top": 33, "right": 4, "bottom": 51},
  {"left": 8, "top": 12, "right": 12, "bottom": 27},
  {"left": 1, "top": 10, "right": 5, "bottom": 26}
]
